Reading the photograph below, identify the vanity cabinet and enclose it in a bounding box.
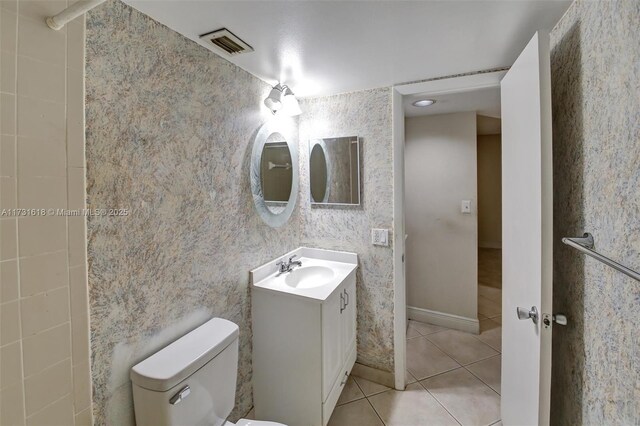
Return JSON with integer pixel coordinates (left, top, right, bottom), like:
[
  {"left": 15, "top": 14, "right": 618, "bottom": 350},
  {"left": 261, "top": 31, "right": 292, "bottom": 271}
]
[
  {"left": 322, "top": 277, "right": 357, "bottom": 404},
  {"left": 252, "top": 262, "right": 357, "bottom": 426}
]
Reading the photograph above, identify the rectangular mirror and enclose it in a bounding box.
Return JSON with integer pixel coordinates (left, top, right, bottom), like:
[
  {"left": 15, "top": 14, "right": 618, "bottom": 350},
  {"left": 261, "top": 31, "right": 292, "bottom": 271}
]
[{"left": 309, "top": 136, "right": 360, "bottom": 206}]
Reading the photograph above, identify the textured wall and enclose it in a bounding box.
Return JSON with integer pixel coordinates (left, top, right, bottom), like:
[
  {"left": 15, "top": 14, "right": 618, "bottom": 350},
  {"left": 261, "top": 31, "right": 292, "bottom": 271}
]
[
  {"left": 85, "top": 1, "right": 299, "bottom": 424},
  {"left": 299, "top": 89, "right": 395, "bottom": 372},
  {"left": 550, "top": 0, "right": 640, "bottom": 424},
  {"left": 0, "top": 1, "right": 91, "bottom": 424}
]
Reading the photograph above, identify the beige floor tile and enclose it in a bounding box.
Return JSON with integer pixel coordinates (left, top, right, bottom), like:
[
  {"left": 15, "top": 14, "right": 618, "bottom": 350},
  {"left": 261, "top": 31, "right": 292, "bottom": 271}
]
[
  {"left": 368, "top": 383, "right": 458, "bottom": 426},
  {"left": 477, "top": 319, "right": 502, "bottom": 351},
  {"left": 406, "top": 369, "right": 418, "bottom": 384},
  {"left": 407, "top": 323, "right": 421, "bottom": 338},
  {"left": 490, "top": 315, "right": 502, "bottom": 324},
  {"left": 407, "top": 336, "right": 460, "bottom": 380},
  {"left": 337, "top": 376, "right": 365, "bottom": 405},
  {"left": 490, "top": 421, "right": 503, "bottom": 426},
  {"left": 421, "top": 368, "right": 501, "bottom": 426},
  {"left": 478, "top": 285, "right": 502, "bottom": 303},
  {"left": 479, "top": 319, "right": 500, "bottom": 333},
  {"left": 427, "top": 329, "right": 498, "bottom": 365},
  {"left": 478, "top": 295, "right": 502, "bottom": 317},
  {"left": 466, "top": 355, "right": 501, "bottom": 394},
  {"left": 328, "top": 398, "right": 383, "bottom": 426},
  {"left": 409, "top": 320, "right": 445, "bottom": 336},
  {"left": 353, "top": 376, "right": 390, "bottom": 397}
]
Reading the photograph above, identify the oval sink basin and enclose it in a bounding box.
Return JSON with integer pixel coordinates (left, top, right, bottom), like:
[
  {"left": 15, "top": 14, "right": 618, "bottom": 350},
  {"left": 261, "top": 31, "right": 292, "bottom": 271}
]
[{"left": 285, "top": 266, "right": 335, "bottom": 289}]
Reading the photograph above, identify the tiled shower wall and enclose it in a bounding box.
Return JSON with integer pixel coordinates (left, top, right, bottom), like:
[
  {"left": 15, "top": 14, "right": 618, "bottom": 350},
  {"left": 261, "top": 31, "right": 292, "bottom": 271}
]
[
  {"left": 0, "top": 1, "right": 92, "bottom": 425},
  {"left": 550, "top": 0, "right": 639, "bottom": 423}
]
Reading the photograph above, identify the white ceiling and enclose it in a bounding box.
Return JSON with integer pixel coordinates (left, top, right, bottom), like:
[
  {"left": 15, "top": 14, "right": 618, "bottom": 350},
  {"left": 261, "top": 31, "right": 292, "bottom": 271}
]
[
  {"left": 124, "top": 0, "right": 571, "bottom": 98},
  {"left": 404, "top": 86, "right": 501, "bottom": 118}
]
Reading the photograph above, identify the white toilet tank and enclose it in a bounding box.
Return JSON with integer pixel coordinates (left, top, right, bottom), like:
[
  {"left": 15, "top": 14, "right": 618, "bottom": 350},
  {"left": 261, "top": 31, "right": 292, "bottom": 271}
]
[{"left": 130, "top": 318, "right": 240, "bottom": 426}]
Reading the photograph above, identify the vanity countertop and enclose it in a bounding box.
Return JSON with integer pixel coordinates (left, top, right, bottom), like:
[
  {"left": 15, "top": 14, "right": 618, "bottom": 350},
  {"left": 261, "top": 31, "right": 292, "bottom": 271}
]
[{"left": 250, "top": 247, "right": 358, "bottom": 301}]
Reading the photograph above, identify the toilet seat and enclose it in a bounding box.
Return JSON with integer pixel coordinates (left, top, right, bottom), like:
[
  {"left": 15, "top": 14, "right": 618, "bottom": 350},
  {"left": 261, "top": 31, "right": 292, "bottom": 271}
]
[{"left": 233, "top": 419, "right": 287, "bottom": 426}]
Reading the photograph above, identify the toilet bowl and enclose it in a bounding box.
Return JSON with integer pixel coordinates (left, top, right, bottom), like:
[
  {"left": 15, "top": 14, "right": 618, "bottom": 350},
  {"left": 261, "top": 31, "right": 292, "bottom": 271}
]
[
  {"left": 232, "top": 420, "right": 284, "bottom": 426},
  {"left": 130, "top": 318, "right": 286, "bottom": 426}
]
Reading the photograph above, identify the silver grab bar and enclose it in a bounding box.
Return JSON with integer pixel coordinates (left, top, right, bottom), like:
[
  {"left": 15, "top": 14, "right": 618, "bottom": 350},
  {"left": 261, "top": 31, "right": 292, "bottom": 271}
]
[{"left": 561, "top": 233, "right": 640, "bottom": 282}]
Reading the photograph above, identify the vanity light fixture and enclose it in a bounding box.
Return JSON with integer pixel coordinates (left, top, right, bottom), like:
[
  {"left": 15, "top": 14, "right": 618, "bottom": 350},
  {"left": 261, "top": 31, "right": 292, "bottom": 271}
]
[
  {"left": 264, "top": 84, "right": 284, "bottom": 112},
  {"left": 281, "top": 86, "right": 302, "bottom": 116},
  {"left": 264, "top": 84, "right": 302, "bottom": 116},
  {"left": 412, "top": 99, "right": 436, "bottom": 107}
]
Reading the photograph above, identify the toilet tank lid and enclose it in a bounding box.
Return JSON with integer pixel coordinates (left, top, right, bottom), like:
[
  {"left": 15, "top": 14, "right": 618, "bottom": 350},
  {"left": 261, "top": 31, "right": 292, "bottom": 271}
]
[{"left": 130, "top": 318, "right": 239, "bottom": 392}]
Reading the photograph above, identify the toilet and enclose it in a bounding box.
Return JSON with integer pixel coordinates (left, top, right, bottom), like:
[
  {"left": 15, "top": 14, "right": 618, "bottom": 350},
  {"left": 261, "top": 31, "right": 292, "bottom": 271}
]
[{"left": 130, "top": 318, "right": 286, "bottom": 426}]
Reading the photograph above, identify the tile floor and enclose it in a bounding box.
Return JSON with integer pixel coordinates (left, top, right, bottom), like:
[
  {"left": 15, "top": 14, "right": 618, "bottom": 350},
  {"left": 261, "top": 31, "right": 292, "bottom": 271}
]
[
  {"left": 329, "top": 284, "right": 502, "bottom": 426},
  {"left": 250, "top": 252, "right": 503, "bottom": 425}
]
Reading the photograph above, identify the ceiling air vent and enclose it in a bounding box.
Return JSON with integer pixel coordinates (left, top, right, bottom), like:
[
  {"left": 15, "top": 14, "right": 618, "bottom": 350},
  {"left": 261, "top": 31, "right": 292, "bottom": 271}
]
[{"left": 199, "top": 28, "right": 254, "bottom": 56}]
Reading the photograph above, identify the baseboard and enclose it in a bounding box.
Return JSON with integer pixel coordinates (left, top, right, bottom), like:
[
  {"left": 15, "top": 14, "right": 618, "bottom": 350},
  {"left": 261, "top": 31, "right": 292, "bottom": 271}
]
[
  {"left": 407, "top": 306, "right": 480, "bottom": 335},
  {"left": 479, "top": 241, "right": 502, "bottom": 249},
  {"left": 350, "top": 362, "right": 395, "bottom": 388}
]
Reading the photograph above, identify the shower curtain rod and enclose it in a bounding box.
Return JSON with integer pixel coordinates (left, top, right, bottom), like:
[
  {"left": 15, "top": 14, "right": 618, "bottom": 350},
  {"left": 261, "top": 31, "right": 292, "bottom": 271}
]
[{"left": 46, "top": 0, "right": 106, "bottom": 30}]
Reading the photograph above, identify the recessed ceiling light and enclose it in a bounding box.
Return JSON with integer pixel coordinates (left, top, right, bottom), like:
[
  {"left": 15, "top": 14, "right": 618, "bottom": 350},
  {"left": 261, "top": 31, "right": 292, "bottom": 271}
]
[{"left": 412, "top": 99, "right": 436, "bottom": 107}]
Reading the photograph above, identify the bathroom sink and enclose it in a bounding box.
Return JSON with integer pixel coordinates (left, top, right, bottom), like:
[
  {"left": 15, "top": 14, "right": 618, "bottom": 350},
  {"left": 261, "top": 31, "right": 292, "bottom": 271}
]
[
  {"left": 250, "top": 247, "right": 358, "bottom": 301},
  {"left": 285, "top": 266, "right": 335, "bottom": 289}
]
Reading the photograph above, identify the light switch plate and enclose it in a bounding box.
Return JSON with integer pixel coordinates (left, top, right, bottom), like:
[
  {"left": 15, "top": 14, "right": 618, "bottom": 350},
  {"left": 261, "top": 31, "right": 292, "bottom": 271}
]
[
  {"left": 461, "top": 200, "right": 472, "bottom": 214},
  {"left": 372, "top": 229, "right": 389, "bottom": 246}
]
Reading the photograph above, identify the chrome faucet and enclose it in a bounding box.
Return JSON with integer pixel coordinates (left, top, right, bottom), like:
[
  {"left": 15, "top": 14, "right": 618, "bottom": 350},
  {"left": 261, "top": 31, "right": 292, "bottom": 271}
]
[{"left": 276, "top": 255, "right": 303, "bottom": 275}]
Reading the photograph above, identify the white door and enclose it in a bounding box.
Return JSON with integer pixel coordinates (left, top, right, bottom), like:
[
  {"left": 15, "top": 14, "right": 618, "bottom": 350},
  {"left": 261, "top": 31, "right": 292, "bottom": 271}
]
[{"left": 501, "top": 31, "right": 553, "bottom": 426}]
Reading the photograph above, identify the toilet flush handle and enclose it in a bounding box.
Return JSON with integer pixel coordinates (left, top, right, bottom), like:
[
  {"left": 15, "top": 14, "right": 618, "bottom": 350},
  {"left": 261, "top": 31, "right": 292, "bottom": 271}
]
[{"left": 169, "top": 385, "right": 191, "bottom": 405}]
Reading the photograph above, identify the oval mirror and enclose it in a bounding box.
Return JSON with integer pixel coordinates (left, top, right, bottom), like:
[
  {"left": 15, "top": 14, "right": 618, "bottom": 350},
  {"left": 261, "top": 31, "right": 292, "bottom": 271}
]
[{"left": 251, "top": 122, "right": 298, "bottom": 227}]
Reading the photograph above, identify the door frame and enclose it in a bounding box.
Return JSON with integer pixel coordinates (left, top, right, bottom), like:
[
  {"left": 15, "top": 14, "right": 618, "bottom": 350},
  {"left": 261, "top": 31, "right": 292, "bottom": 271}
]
[{"left": 392, "top": 70, "right": 507, "bottom": 390}]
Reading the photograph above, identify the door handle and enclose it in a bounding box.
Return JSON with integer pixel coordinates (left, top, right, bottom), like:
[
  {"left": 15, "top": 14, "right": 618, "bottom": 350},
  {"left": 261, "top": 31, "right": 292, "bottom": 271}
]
[
  {"left": 516, "top": 306, "right": 539, "bottom": 324},
  {"left": 344, "top": 289, "right": 349, "bottom": 307},
  {"left": 340, "top": 293, "right": 345, "bottom": 313}
]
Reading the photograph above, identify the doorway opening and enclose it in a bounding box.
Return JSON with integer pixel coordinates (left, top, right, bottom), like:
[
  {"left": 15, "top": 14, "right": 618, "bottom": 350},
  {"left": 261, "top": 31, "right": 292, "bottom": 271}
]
[
  {"left": 395, "top": 71, "right": 505, "bottom": 425},
  {"left": 476, "top": 114, "right": 503, "bottom": 331},
  {"left": 390, "top": 33, "right": 554, "bottom": 425}
]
